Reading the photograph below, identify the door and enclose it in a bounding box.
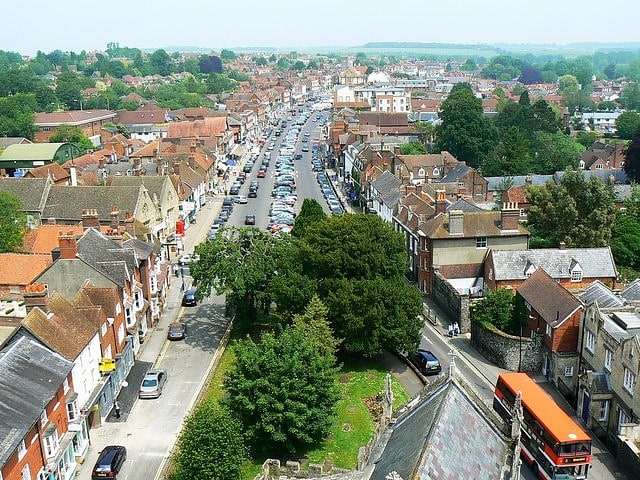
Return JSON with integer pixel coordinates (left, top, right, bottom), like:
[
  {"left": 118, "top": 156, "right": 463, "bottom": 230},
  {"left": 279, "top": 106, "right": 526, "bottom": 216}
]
[
  {"left": 544, "top": 355, "right": 551, "bottom": 381},
  {"left": 581, "top": 391, "right": 590, "bottom": 423}
]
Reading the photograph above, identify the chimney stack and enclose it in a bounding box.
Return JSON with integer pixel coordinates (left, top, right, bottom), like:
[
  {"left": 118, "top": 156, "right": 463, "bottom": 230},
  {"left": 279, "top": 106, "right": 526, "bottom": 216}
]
[
  {"left": 501, "top": 202, "right": 520, "bottom": 231},
  {"left": 124, "top": 212, "right": 135, "bottom": 237},
  {"left": 435, "top": 189, "right": 447, "bottom": 215},
  {"left": 172, "top": 160, "right": 180, "bottom": 176},
  {"left": 110, "top": 206, "right": 120, "bottom": 232},
  {"left": 69, "top": 164, "right": 78, "bottom": 186},
  {"left": 448, "top": 210, "right": 464, "bottom": 235},
  {"left": 23, "top": 283, "right": 49, "bottom": 314},
  {"left": 81, "top": 209, "right": 100, "bottom": 230},
  {"left": 58, "top": 230, "right": 78, "bottom": 259}
]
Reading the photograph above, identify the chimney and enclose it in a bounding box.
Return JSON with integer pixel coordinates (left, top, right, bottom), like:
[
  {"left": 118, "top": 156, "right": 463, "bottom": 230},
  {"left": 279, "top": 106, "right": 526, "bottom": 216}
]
[
  {"left": 82, "top": 209, "right": 100, "bottom": 230},
  {"left": 47, "top": 217, "right": 56, "bottom": 225},
  {"left": 501, "top": 202, "right": 520, "bottom": 231},
  {"left": 69, "top": 164, "right": 78, "bottom": 186},
  {"left": 23, "top": 283, "right": 49, "bottom": 314},
  {"left": 190, "top": 141, "right": 197, "bottom": 154},
  {"left": 110, "top": 206, "right": 120, "bottom": 232},
  {"left": 98, "top": 157, "right": 106, "bottom": 169},
  {"left": 435, "top": 189, "right": 447, "bottom": 215},
  {"left": 448, "top": 210, "right": 464, "bottom": 235},
  {"left": 525, "top": 175, "right": 532, "bottom": 185},
  {"left": 188, "top": 154, "right": 195, "bottom": 170},
  {"left": 58, "top": 230, "right": 78, "bottom": 259},
  {"left": 172, "top": 160, "right": 180, "bottom": 176}
]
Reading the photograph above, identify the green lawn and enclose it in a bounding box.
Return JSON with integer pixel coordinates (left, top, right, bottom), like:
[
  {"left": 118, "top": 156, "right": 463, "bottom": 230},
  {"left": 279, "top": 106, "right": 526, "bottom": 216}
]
[{"left": 203, "top": 348, "right": 409, "bottom": 477}]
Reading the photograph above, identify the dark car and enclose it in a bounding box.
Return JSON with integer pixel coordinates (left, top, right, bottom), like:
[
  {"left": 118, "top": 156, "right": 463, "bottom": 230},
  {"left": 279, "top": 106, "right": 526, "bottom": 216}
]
[
  {"left": 245, "top": 214, "right": 256, "bottom": 225},
  {"left": 91, "top": 445, "right": 127, "bottom": 479},
  {"left": 411, "top": 349, "right": 442, "bottom": 376},
  {"left": 229, "top": 185, "right": 240, "bottom": 196},
  {"left": 182, "top": 289, "right": 197, "bottom": 306},
  {"left": 167, "top": 321, "right": 186, "bottom": 340},
  {"left": 248, "top": 188, "right": 258, "bottom": 198}
]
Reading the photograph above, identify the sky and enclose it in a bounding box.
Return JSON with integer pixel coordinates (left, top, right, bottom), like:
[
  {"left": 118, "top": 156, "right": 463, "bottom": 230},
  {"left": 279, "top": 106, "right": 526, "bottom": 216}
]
[{"left": 5, "top": 0, "right": 640, "bottom": 55}]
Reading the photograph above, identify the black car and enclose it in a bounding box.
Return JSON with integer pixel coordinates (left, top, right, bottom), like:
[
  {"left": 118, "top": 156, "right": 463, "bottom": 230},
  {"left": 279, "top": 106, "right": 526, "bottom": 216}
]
[
  {"left": 229, "top": 185, "right": 240, "bottom": 196},
  {"left": 410, "top": 349, "right": 442, "bottom": 376},
  {"left": 182, "top": 289, "right": 197, "bottom": 306},
  {"left": 92, "top": 445, "right": 127, "bottom": 479},
  {"left": 245, "top": 214, "right": 256, "bottom": 225},
  {"left": 248, "top": 188, "right": 258, "bottom": 198}
]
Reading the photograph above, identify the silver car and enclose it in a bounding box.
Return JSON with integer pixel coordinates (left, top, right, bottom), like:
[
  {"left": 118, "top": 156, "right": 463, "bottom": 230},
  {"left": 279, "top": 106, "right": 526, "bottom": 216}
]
[{"left": 138, "top": 369, "right": 167, "bottom": 399}]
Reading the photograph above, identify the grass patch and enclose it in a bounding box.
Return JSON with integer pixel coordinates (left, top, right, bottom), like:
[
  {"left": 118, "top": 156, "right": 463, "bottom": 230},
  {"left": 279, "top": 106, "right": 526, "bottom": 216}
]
[{"left": 203, "top": 351, "right": 409, "bottom": 478}]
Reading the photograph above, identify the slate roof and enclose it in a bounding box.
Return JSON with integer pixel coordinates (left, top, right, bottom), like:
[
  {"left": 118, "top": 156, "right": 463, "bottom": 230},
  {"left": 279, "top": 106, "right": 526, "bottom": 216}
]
[
  {"left": 36, "top": 258, "right": 121, "bottom": 299},
  {"left": 439, "top": 162, "right": 472, "bottom": 183},
  {"left": 489, "top": 247, "right": 617, "bottom": 281},
  {"left": 0, "top": 336, "right": 73, "bottom": 466},
  {"left": 371, "top": 170, "right": 402, "bottom": 209},
  {"left": 418, "top": 210, "right": 529, "bottom": 239},
  {"left": 620, "top": 279, "right": 640, "bottom": 303},
  {"left": 485, "top": 175, "right": 552, "bottom": 191},
  {"left": 517, "top": 269, "right": 582, "bottom": 327},
  {"left": 77, "top": 229, "right": 136, "bottom": 284},
  {"left": 447, "top": 198, "right": 483, "bottom": 213},
  {"left": 579, "top": 281, "right": 626, "bottom": 308},
  {"left": 42, "top": 185, "right": 142, "bottom": 222},
  {"left": 0, "top": 137, "right": 32, "bottom": 149},
  {"left": 19, "top": 293, "right": 98, "bottom": 361},
  {"left": 0, "top": 177, "right": 52, "bottom": 212},
  {"left": 369, "top": 379, "right": 509, "bottom": 480},
  {"left": 108, "top": 175, "right": 172, "bottom": 203}
]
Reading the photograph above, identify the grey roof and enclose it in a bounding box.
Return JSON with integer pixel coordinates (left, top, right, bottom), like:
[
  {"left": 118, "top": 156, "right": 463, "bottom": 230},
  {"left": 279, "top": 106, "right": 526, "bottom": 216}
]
[
  {"left": 485, "top": 175, "right": 553, "bottom": 191},
  {"left": 490, "top": 247, "right": 617, "bottom": 281},
  {"left": 123, "top": 237, "right": 155, "bottom": 260},
  {"left": 371, "top": 170, "right": 402, "bottom": 208},
  {"left": 0, "top": 336, "right": 74, "bottom": 465},
  {"left": 36, "top": 258, "right": 121, "bottom": 299},
  {"left": 110, "top": 175, "right": 171, "bottom": 204},
  {"left": 588, "top": 371, "right": 612, "bottom": 395},
  {"left": 370, "top": 379, "right": 509, "bottom": 480},
  {"left": 578, "top": 281, "right": 626, "bottom": 308},
  {"left": 42, "top": 185, "right": 142, "bottom": 222},
  {"left": 555, "top": 169, "right": 629, "bottom": 185},
  {"left": 439, "top": 163, "right": 471, "bottom": 183},
  {"left": 0, "top": 177, "right": 52, "bottom": 212},
  {"left": 620, "top": 279, "right": 640, "bottom": 303},
  {"left": 77, "top": 229, "right": 136, "bottom": 285},
  {"left": 447, "top": 198, "right": 483, "bottom": 213}
]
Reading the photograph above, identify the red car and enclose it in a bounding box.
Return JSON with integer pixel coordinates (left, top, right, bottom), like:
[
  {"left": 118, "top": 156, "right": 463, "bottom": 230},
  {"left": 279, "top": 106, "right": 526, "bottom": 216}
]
[{"left": 257, "top": 169, "right": 266, "bottom": 178}]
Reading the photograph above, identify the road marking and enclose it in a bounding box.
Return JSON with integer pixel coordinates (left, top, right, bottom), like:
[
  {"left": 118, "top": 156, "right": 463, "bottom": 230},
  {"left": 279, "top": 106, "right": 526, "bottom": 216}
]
[{"left": 422, "top": 334, "right": 432, "bottom": 344}]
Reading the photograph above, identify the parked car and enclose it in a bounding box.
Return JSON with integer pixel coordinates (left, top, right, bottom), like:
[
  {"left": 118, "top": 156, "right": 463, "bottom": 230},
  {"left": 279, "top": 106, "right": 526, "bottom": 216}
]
[
  {"left": 233, "top": 195, "right": 248, "bottom": 204},
  {"left": 410, "top": 349, "right": 442, "bottom": 376},
  {"left": 245, "top": 214, "right": 256, "bottom": 225},
  {"left": 139, "top": 369, "right": 168, "bottom": 399},
  {"left": 179, "top": 253, "right": 199, "bottom": 265},
  {"left": 91, "top": 445, "right": 127, "bottom": 480},
  {"left": 167, "top": 321, "right": 187, "bottom": 340},
  {"left": 182, "top": 289, "right": 197, "bottom": 306}
]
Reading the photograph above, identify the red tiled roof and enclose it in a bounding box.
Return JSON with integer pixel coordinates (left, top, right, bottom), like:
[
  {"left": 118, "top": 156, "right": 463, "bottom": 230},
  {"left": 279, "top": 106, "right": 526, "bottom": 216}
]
[{"left": 0, "top": 253, "right": 52, "bottom": 285}]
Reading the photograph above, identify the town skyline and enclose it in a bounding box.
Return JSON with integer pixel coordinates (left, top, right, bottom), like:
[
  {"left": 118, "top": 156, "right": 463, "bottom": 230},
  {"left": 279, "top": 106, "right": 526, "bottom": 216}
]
[{"left": 5, "top": 0, "right": 640, "bottom": 56}]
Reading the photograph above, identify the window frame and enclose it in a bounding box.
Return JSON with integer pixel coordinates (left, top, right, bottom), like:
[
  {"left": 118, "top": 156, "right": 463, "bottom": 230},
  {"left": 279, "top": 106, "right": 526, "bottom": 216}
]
[
  {"left": 623, "top": 367, "right": 636, "bottom": 394},
  {"left": 476, "top": 236, "right": 487, "bottom": 249}
]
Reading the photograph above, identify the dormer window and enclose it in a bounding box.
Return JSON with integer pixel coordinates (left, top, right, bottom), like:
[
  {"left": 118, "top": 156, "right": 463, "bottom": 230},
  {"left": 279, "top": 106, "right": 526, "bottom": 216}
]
[
  {"left": 432, "top": 167, "right": 440, "bottom": 176},
  {"left": 570, "top": 260, "right": 583, "bottom": 282},
  {"left": 524, "top": 262, "right": 537, "bottom": 278},
  {"left": 418, "top": 168, "right": 425, "bottom": 177}
]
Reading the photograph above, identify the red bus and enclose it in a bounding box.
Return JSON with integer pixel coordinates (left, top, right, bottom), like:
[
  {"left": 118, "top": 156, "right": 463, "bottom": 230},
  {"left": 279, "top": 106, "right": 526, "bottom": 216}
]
[{"left": 494, "top": 373, "right": 591, "bottom": 480}]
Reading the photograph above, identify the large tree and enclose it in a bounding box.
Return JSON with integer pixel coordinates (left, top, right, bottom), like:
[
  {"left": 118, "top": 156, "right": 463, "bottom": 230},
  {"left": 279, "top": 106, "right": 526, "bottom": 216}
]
[
  {"left": 525, "top": 169, "right": 616, "bottom": 248},
  {"left": 436, "top": 84, "right": 498, "bottom": 168},
  {"left": 615, "top": 111, "right": 640, "bottom": 140},
  {"left": 0, "top": 190, "right": 26, "bottom": 252},
  {"left": 169, "top": 402, "right": 245, "bottom": 480},
  {"left": 224, "top": 327, "right": 340, "bottom": 453},
  {"left": 292, "top": 198, "right": 326, "bottom": 238},
  {"left": 624, "top": 130, "right": 640, "bottom": 182}
]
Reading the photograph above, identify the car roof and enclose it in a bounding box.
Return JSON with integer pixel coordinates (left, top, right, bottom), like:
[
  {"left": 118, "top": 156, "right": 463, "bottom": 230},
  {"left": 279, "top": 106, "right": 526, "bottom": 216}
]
[
  {"left": 169, "top": 322, "right": 185, "bottom": 328},
  {"left": 417, "top": 349, "right": 438, "bottom": 361}
]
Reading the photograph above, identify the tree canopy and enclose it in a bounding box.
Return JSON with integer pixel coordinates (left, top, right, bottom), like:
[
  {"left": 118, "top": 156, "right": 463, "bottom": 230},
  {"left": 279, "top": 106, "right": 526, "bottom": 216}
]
[
  {"left": 0, "top": 190, "right": 26, "bottom": 253},
  {"left": 615, "top": 111, "right": 640, "bottom": 140},
  {"left": 624, "top": 130, "right": 640, "bottom": 183},
  {"left": 525, "top": 169, "right": 617, "bottom": 248}
]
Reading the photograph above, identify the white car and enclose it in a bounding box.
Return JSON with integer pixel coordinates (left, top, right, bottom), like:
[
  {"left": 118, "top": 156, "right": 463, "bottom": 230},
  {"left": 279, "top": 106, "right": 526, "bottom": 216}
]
[
  {"left": 179, "top": 253, "right": 199, "bottom": 265},
  {"left": 233, "top": 195, "right": 248, "bottom": 204}
]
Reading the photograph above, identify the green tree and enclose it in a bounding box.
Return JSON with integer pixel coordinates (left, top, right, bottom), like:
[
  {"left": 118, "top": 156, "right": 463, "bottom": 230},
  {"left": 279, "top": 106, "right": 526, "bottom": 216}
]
[
  {"left": 293, "top": 214, "right": 423, "bottom": 357},
  {"left": 436, "top": 84, "right": 498, "bottom": 168},
  {"left": 615, "top": 111, "right": 640, "bottom": 140},
  {"left": 482, "top": 126, "right": 532, "bottom": 176},
  {"left": 293, "top": 295, "right": 341, "bottom": 358},
  {"left": 224, "top": 327, "right": 340, "bottom": 453},
  {"left": 525, "top": 169, "right": 616, "bottom": 248},
  {"left": 598, "top": 100, "right": 618, "bottom": 112},
  {"left": 576, "top": 131, "right": 598, "bottom": 149},
  {"left": 255, "top": 56, "right": 267, "bottom": 66},
  {"left": 531, "top": 131, "right": 584, "bottom": 174},
  {"left": 292, "top": 198, "right": 327, "bottom": 238},
  {"left": 220, "top": 49, "right": 236, "bottom": 61},
  {"left": 620, "top": 83, "right": 640, "bottom": 111},
  {"left": 0, "top": 93, "right": 37, "bottom": 138},
  {"left": 0, "top": 190, "right": 26, "bottom": 252},
  {"left": 470, "top": 288, "right": 516, "bottom": 334},
  {"left": 610, "top": 184, "right": 640, "bottom": 274},
  {"left": 169, "top": 401, "right": 245, "bottom": 480},
  {"left": 49, "top": 125, "right": 94, "bottom": 151},
  {"left": 205, "top": 72, "right": 236, "bottom": 94},
  {"left": 55, "top": 71, "right": 84, "bottom": 110},
  {"left": 399, "top": 141, "right": 428, "bottom": 155},
  {"left": 148, "top": 49, "right": 172, "bottom": 76},
  {"left": 460, "top": 58, "right": 477, "bottom": 71},
  {"left": 624, "top": 130, "right": 640, "bottom": 182}
]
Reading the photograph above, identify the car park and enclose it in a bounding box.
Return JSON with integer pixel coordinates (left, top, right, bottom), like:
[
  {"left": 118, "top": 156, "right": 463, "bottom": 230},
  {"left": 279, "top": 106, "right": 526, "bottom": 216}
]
[
  {"left": 91, "top": 445, "right": 127, "bottom": 480},
  {"left": 167, "top": 321, "right": 187, "bottom": 340},
  {"left": 410, "top": 349, "right": 442, "bottom": 376},
  {"left": 139, "top": 369, "right": 168, "bottom": 399}
]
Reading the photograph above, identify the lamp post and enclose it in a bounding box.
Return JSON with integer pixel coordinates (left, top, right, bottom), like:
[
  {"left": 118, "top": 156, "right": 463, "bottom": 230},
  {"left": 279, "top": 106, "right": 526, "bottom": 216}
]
[{"left": 180, "top": 264, "right": 185, "bottom": 291}]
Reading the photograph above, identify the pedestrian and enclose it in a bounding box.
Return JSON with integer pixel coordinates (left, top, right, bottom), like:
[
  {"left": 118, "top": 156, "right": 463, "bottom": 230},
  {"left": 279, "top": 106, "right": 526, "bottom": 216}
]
[
  {"left": 453, "top": 322, "right": 460, "bottom": 336},
  {"left": 114, "top": 400, "right": 121, "bottom": 419},
  {"left": 448, "top": 324, "right": 454, "bottom": 337}
]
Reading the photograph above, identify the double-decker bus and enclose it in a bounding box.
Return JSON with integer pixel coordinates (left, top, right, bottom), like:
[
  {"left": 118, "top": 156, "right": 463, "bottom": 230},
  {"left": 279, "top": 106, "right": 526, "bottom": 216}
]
[{"left": 494, "top": 372, "right": 592, "bottom": 480}]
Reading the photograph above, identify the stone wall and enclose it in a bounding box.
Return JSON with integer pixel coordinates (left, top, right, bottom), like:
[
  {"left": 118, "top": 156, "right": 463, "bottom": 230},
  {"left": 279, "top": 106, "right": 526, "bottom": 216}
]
[
  {"left": 616, "top": 425, "right": 640, "bottom": 479},
  {"left": 471, "top": 321, "right": 544, "bottom": 373},
  {"left": 432, "top": 271, "right": 471, "bottom": 333}
]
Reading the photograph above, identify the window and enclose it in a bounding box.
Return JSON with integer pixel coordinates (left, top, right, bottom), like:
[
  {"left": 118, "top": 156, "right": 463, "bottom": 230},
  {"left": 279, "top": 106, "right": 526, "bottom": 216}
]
[
  {"left": 63, "top": 378, "right": 69, "bottom": 393},
  {"left": 585, "top": 330, "right": 595, "bottom": 353},
  {"left": 565, "top": 366, "right": 574, "bottom": 377},
  {"left": 598, "top": 400, "right": 609, "bottom": 421},
  {"left": 571, "top": 268, "right": 583, "bottom": 282},
  {"left": 40, "top": 410, "right": 48, "bottom": 427},
  {"left": 618, "top": 408, "right": 631, "bottom": 433},
  {"left": 21, "top": 464, "right": 30, "bottom": 480},
  {"left": 604, "top": 348, "right": 613, "bottom": 371},
  {"left": 17, "top": 439, "right": 27, "bottom": 460},
  {"left": 66, "top": 399, "right": 79, "bottom": 422},
  {"left": 624, "top": 367, "right": 636, "bottom": 394},
  {"left": 546, "top": 323, "right": 552, "bottom": 337},
  {"left": 476, "top": 236, "right": 487, "bottom": 249},
  {"left": 44, "top": 428, "right": 59, "bottom": 457},
  {"left": 596, "top": 163, "right": 603, "bottom": 170}
]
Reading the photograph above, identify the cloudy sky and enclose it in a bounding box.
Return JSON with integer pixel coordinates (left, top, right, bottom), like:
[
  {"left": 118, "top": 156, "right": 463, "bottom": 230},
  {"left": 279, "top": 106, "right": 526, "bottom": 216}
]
[{"left": 5, "top": 0, "right": 639, "bottom": 54}]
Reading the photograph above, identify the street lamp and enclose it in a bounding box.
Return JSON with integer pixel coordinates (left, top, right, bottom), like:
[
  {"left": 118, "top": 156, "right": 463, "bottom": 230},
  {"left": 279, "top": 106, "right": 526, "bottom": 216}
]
[{"left": 180, "top": 264, "right": 185, "bottom": 291}]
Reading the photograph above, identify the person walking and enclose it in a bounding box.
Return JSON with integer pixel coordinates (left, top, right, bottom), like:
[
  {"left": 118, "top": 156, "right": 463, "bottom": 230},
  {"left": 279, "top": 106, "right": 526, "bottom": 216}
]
[{"left": 114, "top": 400, "right": 121, "bottom": 419}]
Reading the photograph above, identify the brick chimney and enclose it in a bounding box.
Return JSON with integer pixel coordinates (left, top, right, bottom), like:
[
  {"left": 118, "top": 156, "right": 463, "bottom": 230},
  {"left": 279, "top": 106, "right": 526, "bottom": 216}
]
[
  {"left": 501, "top": 202, "right": 520, "bottom": 231},
  {"left": 435, "top": 189, "right": 447, "bottom": 215},
  {"left": 110, "top": 206, "right": 120, "bottom": 232},
  {"left": 58, "top": 230, "right": 78, "bottom": 259},
  {"left": 81, "top": 209, "right": 100, "bottom": 230},
  {"left": 23, "top": 283, "right": 49, "bottom": 314},
  {"left": 448, "top": 210, "right": 464, "bottom": 235},
  {"left": 124, "top": 212, "right": 135, "bottom": 236},
  {"left": 188, "top": 154, "right": 195, "bottom": 170},
  {"left": 172, "top": 160, "right": 180, "bottom": 176}
]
